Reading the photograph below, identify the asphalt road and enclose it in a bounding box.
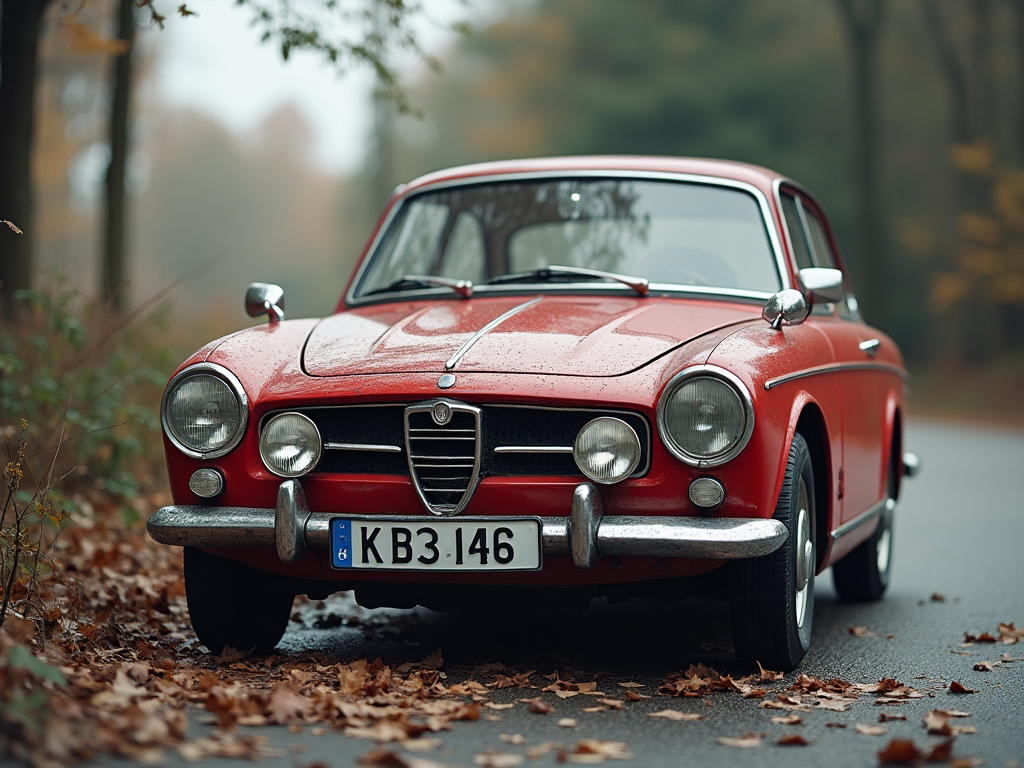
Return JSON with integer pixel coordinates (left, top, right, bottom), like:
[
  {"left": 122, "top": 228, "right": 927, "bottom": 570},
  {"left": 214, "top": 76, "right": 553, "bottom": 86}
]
[{"left": 165, "top": 417, "right": 1024, "bottom": 767}]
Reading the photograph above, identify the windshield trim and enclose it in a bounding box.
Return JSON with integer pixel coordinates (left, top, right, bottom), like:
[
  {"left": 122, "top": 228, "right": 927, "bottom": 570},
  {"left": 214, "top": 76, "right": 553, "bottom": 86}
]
[{"left": 344, "top": 170, "right": 789, "bottom": 308}]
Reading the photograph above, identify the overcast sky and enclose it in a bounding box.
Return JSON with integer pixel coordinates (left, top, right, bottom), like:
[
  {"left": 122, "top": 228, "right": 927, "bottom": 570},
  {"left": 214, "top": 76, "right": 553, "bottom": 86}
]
[{"left": 146, "top": 1, "right": 487, "bottom": 175}]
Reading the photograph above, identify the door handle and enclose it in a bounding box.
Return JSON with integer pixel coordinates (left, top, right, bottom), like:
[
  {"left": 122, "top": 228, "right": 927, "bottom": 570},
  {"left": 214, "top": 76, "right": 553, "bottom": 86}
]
[{"left": 858, "top": 338, "right": 880, "bottom": 358}]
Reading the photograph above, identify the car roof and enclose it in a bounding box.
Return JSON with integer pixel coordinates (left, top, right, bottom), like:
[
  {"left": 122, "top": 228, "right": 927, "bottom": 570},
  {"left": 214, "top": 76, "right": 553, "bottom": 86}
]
[{"left": 399, "top": 156, "right": 784, "bottom": 199}]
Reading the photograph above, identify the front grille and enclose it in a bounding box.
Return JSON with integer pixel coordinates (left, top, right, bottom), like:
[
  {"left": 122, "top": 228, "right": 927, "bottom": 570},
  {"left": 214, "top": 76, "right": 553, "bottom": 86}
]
[
  {"left": 278, "top": 401, "right": 651, "bottom": 515},
  {"left": 405, "top": 402, "right": 481, "bottom": 515}
]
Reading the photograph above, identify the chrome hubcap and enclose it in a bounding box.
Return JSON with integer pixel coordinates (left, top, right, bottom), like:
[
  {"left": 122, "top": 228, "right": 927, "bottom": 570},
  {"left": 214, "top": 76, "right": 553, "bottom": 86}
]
[
  {"left": 794, "top": 479, "right": 813, "bottom": 629},
  {"left": 876, "top": 526, "right": 891, "bottom": 575}
]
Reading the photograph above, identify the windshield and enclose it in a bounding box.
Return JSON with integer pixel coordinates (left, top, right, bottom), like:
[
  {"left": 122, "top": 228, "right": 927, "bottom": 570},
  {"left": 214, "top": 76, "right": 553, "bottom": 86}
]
[{"left": 352, "top": 178, "right": 781, "bottom": 299}]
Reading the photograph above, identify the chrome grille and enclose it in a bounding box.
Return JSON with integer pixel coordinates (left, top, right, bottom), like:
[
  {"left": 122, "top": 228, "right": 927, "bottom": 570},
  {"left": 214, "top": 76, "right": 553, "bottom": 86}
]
[{"left": 405, "top": 400, "right": 481, "bottom": 516}]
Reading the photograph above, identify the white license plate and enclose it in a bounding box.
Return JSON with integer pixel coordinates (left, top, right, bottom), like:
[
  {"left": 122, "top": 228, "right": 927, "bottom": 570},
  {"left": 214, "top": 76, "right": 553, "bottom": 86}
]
[{"left": 329, "top": 517, "right": 542, "bottom": 571}]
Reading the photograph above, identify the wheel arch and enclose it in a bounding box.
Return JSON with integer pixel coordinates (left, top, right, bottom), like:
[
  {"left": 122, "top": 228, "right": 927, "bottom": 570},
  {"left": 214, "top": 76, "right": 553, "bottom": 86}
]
[
  {"left": 887, "top": 403, "right": 904, "bottom": 501},
  {"left": 793, "top": 402, "right": 832, "bottom": 573}
]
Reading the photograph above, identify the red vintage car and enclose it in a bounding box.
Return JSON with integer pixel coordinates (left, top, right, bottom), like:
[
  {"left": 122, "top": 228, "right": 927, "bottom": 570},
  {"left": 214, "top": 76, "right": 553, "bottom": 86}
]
[{"left": 148, "top": 156, "right": 917, "bottom": 669}]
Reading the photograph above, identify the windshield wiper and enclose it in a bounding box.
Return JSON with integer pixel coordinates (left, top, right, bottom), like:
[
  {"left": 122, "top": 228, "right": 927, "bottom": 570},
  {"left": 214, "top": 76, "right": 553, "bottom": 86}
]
[
  {"left": 363, "top": 275, "right": 473, "bottom": 298},
  {"left": 485, "top": 265, "right": 649, "bottom": 296}
]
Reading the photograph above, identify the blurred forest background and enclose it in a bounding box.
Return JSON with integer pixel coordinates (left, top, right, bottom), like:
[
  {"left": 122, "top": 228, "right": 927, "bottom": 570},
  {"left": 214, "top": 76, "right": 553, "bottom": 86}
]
[{"left": 8, "top": 0, "right": 1024, "bottom": 417}]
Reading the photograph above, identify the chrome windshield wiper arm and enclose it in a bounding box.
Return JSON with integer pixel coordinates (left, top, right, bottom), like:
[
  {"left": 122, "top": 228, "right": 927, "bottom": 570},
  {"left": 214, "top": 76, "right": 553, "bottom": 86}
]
[
  {"left": 486, "top": 265, "right": 649, "bottom": 296},
  {"left": 363, "top": 275, "right": 473, "bottom": 298}
]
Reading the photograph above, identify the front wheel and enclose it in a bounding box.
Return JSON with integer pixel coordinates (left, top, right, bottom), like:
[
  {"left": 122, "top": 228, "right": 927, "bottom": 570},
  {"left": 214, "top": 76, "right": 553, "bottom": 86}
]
[
  {"left": 183, "top": 547, "right": 295, "bottom": 654},
  {"left": 730, "top": 433, "right": 816, "bottom": 671}
]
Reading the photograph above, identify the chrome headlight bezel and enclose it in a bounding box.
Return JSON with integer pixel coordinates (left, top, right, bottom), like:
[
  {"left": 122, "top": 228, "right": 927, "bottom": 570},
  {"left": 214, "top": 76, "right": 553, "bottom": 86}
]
[
  {"left": 656, "top": 365, "right": 755, "bottom": 468},
  {"left": 259, "top": 412, "right": 323, "bottom": 478},
  {"left": 160, "top": 362, "right": 249, "bottom": 460}
]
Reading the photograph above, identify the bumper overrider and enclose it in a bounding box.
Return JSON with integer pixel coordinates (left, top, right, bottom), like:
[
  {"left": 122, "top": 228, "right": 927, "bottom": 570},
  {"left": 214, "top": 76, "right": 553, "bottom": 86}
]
[{"left": 147, "top": 480, "right": 787, "bottom": 570}]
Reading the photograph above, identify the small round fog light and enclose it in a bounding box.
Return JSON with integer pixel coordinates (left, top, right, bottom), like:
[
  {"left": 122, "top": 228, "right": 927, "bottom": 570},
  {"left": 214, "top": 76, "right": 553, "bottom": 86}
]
[
  {"left": 688, "top": 477, "right": 725, "bottom": 509},
  {"left": 189, "top": 468, "right": 224, "bottom": 498},
  {"left": 573, "top": 417, "right": 641, "bottom": 485},
  {"left": 260, "top": 412, "right": 322, "bottom": 477}
]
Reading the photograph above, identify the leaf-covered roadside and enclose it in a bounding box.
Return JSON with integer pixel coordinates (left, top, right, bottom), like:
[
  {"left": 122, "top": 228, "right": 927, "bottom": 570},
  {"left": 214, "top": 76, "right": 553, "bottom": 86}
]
[{"left": 2, "top": 506, "right": 1019, "bottom": 768}]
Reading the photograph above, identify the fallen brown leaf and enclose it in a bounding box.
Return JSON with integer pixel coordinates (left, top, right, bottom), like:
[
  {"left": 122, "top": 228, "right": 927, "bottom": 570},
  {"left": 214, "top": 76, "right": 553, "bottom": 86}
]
[
  {"left": 473, "top": 750, "right": 524, "bottom": 768},
  {"left": 879, "top": 713, "right": 907, "bottom": 722},
  {"left": 646, "top": 710, "right": 704, "bottom": 721},
  {"left": 717, "top": 733, "right": 763, "bottom": 749},
  {"left": 528, "top": 698, "right": 554, "bottom": 715},
  {"left": 777, "top": 733, "right": 810, "bottom": 746},
  {"left": 949, "top": 681, "right": 976, "bottom": 694},
  {"left": 771, "top": 714, "right": 803, "bottom": 726},
  {"left": 877, "top": 738, "right": 921, "bottom": 765},
  {"left": 856, "top": 724, "right": 889, "bottom": 736}
]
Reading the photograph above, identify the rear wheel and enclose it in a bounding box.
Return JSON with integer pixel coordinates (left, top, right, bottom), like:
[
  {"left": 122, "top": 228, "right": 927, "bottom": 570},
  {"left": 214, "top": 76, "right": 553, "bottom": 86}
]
[
  {"left": 183, "top": 547, "right": 294, "bottom": 654},
  {"left": 832, "top": 449, "right": 897, "bottom": 602},
  {"left": 730, "top": 433, "right": 816, "bottom": 671}
]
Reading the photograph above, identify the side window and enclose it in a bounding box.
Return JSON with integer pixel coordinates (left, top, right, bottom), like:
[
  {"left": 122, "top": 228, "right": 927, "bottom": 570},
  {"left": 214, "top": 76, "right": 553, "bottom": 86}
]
[
  {"left": 780, "top": 194, "right": 813, "bottom": 270},
  {"left": 802, "top": 207, "right": 837, "bottom": 269}
]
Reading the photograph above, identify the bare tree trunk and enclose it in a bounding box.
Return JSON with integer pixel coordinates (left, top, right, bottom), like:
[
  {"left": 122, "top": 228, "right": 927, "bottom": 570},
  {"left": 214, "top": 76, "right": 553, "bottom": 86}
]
[
  {"left": 102, "top": 0, "right": 135, "bottom": 312},
  {"left": 834, "top": 0, "right": 887, "bottom": 329},
  {"left": 0, "top": 0, "right": 50, "bottom": 317}
]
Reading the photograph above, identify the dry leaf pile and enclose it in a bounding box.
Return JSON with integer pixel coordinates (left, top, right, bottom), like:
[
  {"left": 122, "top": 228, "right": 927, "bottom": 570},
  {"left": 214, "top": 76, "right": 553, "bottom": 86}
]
[{"left": 0, "top": 508, "right": 1018, "bottom": 768}]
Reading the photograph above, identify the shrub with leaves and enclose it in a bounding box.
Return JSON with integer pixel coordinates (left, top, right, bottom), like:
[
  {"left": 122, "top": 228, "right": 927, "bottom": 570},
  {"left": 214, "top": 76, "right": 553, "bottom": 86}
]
[{"left": 0, "top": 283, "right": 171, "bottom": 519}]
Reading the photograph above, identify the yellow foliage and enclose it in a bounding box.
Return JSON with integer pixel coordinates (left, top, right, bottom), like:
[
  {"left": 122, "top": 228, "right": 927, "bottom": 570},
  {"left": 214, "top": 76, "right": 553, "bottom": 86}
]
[
  {"left": 929, "top": 272, "right": 972, "bottom": 313},
  {"left": 60, "top": 18, "right": 130, "bottom": 56},
  {"left": 957, "top": 212, "right": 1003, "bottom": 246},
  {"left": 992, "top": 170, "right": 1024, "bottom": 232},
  {"left": 894, "top": 218, "right": 936, "bottom": 260},
  {"left": 958, "top": 245, "right": 1003, "bottom": 275},
  {"left": 987, "top": 274, "right": 1024, "bottom": 304},
  {"left": 948, "top": 138, "right": 993, "bottom": 175}
]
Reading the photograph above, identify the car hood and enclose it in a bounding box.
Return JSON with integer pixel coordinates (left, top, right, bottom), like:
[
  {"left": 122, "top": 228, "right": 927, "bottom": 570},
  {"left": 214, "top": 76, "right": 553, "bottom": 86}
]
[{"left": 303, "top": 295, "right": 760, "bottom": 378}]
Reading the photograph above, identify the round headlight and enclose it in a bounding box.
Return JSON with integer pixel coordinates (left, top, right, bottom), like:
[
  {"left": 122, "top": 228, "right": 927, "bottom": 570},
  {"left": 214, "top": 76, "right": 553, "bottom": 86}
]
[
  {"left": 573, "top": 417, "right": 641, "bottom": 485},
  {"left": 162, "top": 364, "right": 247, "bottom": 458},
  {"left": 260, "top": 412, "right": 322, "bottom": 478},
  {"left": 657, "top": 367, "right": 754, "bottom": 467}
]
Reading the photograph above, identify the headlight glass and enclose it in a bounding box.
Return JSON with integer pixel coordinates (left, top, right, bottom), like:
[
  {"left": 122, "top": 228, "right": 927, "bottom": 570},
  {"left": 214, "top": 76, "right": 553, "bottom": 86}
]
[
  {"left": 163, "top": 370, "right": 246, "bottom": 457},
  {"left": 260, "top": 413, "right": 322, "bottom": 477},
  {"left": 658, "top": 370, "right": 753, "bottom": 466},
  {"left": 573, "top": 417, "right": 641, "bottom": 484}
]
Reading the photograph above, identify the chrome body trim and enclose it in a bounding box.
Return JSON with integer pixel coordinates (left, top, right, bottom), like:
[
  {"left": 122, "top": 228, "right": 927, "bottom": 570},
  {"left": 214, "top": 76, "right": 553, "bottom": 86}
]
[
  {"left": 404, "top": 399, "right": 482, "bottom": 516},
  {"left": 903, "top": 452, "right": 920, "bottom": 478},
  {"left": 763, "top": 362, "right": 910, "bottom": 391},
  {"left": 444, "top": 296, "right": 542, "bottom": 371},
  {"left": 275, "top": 479, "right": 310, "bottom": 562},
  {"left": 656, "top": 365, "right": 756, "bottom": 468},
  {"left": 324, "top": 442, "right": 402, "bottom": 453},
  {"left": 569, "top": 483, "right": 602, "bottom": 569},
  {"left": 831, "top": 497, "right": 893, "bottom": 541},
  {"left": 160, "top": 362, "right": 249, "bottom": 461},
  {"left": 859, "top": 338, "right": 881, "bottom": 358},
  {"left": 146, "top": 490, "right": 790, "bottom": 564},
  {"left": 494, "top": 446, "right": 574, "bottom": 454},
  {"left": 345, "top": 169, "right": 792, "bottom": 307}
]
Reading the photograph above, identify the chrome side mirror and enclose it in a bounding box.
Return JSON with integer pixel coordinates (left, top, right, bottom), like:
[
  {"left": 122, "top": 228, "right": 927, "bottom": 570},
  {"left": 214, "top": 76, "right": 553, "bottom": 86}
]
[
  {"left": 245, "top": 282, "right": 285, "bottom": 324},
  {"left": 797, "top": 267, "right": 845, "bottom": 304},
  {"left": 762, "top": 289, "right": 809, "bottom": 330}
]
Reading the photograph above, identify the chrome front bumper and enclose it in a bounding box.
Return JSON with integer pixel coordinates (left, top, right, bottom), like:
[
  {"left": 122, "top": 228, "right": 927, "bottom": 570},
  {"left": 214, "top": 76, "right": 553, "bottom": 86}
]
[{"left": 146, "top": 480, "right": 787, "bottom": 570}]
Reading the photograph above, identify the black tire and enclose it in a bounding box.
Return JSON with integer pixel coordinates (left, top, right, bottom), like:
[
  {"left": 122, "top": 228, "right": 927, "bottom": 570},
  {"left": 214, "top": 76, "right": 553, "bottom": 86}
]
[
  {"left": 730, "top": 433, "right": 816, "bottom": 671},
  {"left": 183, "top": 547, "right": 294, "bottom": 654},
  {"left": 832, "top": 448, "right": 897, "bottom": 602}
]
